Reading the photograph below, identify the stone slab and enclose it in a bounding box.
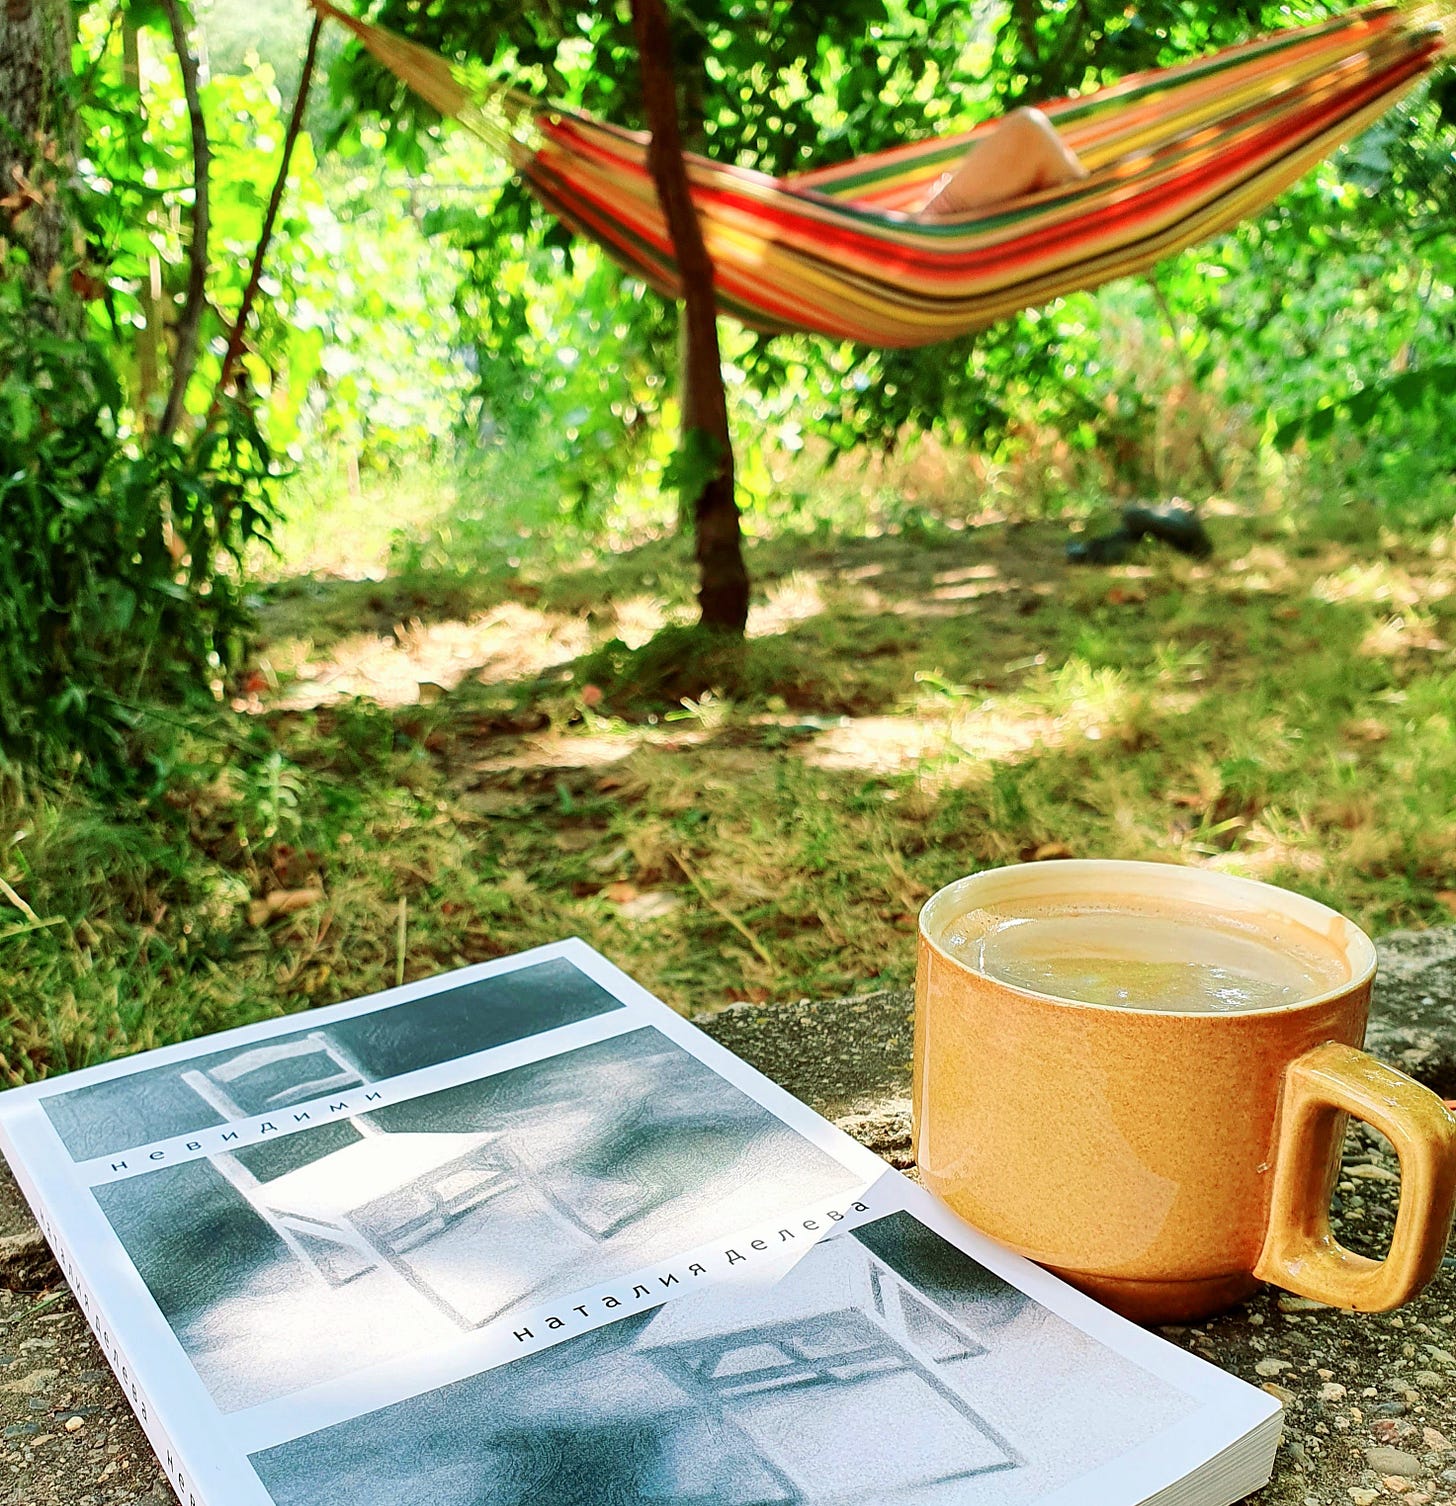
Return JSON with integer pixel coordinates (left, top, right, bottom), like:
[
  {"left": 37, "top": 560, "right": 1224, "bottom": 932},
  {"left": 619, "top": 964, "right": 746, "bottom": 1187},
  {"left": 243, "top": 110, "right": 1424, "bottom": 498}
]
[
  {"left": 1363, "top": 929, "right": 1456, "bottom": 1099},
  {"left": 1, "top": 928, "right": 1455, "bottom": 1504}
]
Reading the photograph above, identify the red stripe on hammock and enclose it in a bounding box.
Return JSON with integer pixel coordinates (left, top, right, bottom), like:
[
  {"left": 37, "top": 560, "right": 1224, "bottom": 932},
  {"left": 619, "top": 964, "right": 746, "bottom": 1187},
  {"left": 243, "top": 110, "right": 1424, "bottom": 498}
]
[
  {"left": 794, "top": 6, "right": 1401, "bottom": 189},
  {"left": 531, "top": 42, "right": 1431, "bottom": 301},
  {"left": 526, "top": 163, "right": 816, "bottom": 329}
]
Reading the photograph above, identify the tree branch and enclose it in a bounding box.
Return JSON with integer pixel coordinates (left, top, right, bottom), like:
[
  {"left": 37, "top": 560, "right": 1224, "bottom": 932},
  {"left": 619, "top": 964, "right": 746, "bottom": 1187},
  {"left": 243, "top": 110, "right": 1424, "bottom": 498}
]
[
  {"left": 208, "top": 14, "right": 324, "bottom": 423},
  {"left": 1049, "top": 1, "right": 1093, "bottom": 91},
  {"left": 1012, "top": 0, "right": 1039, "bottom": 64},
  {"left": 158, "top": 0, "right": 210, "bottom": 442}
]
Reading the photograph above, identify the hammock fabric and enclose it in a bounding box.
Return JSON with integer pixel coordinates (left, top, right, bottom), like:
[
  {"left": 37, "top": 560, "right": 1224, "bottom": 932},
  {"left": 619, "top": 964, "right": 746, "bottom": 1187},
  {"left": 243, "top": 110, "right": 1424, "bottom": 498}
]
[{"left": 315, "top": 2, "right": 1453, "bottom": 348}]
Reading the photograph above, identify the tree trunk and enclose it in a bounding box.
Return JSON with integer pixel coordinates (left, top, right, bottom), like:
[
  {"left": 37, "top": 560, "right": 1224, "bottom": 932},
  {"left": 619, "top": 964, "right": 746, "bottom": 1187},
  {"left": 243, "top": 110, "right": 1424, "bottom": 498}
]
[
  {"left": 122, "top": 16, "right": 161, "bottom": 423},
  {"left": 158, "top": 0, "right": 211, "bottom": 442},
  {"left": 0, "top": 0, "right": 74, "bottom": 298},
  {"left": 630, "top": 0, "right": 749, "bottom": 636}
]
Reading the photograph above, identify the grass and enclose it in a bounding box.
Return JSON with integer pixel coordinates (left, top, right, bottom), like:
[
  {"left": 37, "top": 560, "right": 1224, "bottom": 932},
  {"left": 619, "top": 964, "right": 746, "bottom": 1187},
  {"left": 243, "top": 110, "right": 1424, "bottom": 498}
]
[{"left": 3, "top": 433, "right": 1456, "bottom": 1084}]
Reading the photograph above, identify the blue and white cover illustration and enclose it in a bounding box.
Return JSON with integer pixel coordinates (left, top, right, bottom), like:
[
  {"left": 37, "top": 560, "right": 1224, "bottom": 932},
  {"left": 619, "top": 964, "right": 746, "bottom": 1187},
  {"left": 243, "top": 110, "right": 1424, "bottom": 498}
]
[{"left": 0, "top": 941, "right": 1280, "bottom": 1506}]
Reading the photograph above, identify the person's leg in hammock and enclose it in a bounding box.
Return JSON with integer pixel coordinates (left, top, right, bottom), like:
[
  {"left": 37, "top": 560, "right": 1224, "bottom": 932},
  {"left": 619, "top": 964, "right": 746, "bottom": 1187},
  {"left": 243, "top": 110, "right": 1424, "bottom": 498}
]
[{"left": 920, "top": 107, "right": 1087, "bottom": 217}]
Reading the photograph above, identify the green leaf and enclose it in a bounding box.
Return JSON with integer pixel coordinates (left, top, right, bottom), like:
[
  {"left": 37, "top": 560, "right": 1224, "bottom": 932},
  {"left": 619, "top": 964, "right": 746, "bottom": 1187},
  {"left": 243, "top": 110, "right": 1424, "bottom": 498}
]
[
  {"left": 662, "top": 427, "right": 726, "bottom": 499},
  {"left": 121, "top": 0, "right": 174, "bottom": 31}
]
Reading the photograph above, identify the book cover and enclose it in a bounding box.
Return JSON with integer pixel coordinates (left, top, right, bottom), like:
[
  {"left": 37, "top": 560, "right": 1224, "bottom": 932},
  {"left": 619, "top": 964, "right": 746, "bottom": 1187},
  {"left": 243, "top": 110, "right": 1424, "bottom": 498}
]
[{"left": 0, "top": 940, "right": 1281, "bottom": 1506}]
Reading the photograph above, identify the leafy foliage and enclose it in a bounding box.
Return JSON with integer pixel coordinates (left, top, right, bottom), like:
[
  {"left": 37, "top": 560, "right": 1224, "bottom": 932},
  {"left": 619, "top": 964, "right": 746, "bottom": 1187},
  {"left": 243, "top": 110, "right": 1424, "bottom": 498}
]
[
  {"left": 7, "top": 0, "right": 1456, "bottom": 776},
  {"left": 0, "top": 260, "right": 275, "bottom": 774},
  {"left": 0, "top": 3, "right": 489, "bottom": 775},
  {"left": 322, "top": 0, "right": 1456, "bottom": 514}
]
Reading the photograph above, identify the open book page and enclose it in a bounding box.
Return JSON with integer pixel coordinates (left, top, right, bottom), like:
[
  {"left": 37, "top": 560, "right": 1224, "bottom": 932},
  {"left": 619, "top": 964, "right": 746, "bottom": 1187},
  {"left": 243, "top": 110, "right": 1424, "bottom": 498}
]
[{"left": 0, "top": 940, "right": 1279, "bottom": 1506}]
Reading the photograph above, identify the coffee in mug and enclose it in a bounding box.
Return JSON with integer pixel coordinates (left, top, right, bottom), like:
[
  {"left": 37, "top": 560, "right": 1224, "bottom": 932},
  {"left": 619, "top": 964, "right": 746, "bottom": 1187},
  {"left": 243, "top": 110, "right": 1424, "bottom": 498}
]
[
  {"left": 939, "top": 894, "right": 1350, "bottom": 1013},
  {"left": 914, "top": 860, "right": 1456, "bottom": 1323}
]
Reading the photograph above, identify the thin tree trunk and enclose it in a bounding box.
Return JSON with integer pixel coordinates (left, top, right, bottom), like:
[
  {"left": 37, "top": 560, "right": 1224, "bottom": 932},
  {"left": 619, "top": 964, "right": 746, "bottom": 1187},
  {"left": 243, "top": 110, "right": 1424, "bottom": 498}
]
[
  {"left": 630, "top": 0, "right": 749, "bottom": 635},
  {"left": 0, "top": 0, "right": 74, "bottom": 302},
  {"left": 122, "top": 17, "right": 161, "bottom": 424},
  {"left": 208, "top": 15, "right": 324, "bottom": 423},
  {"left": 158, "top": 0, "right": 210, "bottom": 442}
]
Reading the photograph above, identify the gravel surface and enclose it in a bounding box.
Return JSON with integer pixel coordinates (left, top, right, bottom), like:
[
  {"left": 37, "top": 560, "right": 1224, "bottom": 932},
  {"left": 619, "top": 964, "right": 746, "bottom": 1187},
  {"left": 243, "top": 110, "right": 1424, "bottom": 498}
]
[
  {"left": 0, "top": 1214, "right": 170, "bottom": 1504},
  {"left": 1, "top": 926, "right": 1453, "bottom": 1505}
]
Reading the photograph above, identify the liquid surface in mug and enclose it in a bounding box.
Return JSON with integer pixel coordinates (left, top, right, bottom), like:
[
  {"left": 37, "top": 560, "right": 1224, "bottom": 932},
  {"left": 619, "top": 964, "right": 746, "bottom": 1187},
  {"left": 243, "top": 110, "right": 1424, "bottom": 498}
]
[{"left": 938, "top": 897, "right": 1350, "bottom": 1012}]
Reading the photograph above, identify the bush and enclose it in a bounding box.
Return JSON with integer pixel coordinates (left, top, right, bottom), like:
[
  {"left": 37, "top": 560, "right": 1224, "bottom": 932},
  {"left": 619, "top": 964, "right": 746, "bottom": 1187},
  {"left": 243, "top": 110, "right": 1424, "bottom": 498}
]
[{"left": 0, "top": 267, "right": 275, "bottom": 778}]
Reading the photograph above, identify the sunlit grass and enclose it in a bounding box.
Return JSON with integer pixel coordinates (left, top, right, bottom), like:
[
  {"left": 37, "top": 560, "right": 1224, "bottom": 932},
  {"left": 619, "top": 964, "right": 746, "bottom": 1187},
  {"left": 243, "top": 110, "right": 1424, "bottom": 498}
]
[{"left": 4, "top": 442, "right": 1456, "bottom": 1082}]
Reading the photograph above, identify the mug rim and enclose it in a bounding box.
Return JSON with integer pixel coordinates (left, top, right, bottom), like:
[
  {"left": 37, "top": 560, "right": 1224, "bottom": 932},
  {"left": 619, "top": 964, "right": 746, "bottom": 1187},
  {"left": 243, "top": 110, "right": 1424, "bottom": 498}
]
[{"left": 919, "top": 858, "right": 1378, "bottom": 1018}]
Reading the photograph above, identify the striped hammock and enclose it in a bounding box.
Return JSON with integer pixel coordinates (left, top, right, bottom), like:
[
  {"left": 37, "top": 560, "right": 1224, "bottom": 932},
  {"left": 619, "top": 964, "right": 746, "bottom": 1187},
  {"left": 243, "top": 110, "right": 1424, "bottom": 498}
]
[{"left": 315, "top": 2, "right": 1453, "bottom": 348}]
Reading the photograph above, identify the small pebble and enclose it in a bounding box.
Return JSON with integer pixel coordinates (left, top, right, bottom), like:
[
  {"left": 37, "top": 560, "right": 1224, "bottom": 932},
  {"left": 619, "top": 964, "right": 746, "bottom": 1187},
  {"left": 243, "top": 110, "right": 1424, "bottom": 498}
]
[
  {"left": 1256, "top": 1357, "right": 1293, "bottom": 1377},
  {"left": 1376, "top": 1402, "right": 1410, "bottom": 1417},
  {"left": 1364, "top": 1446, "right": 1425, "bottom": 1478},
  {"left": 1322, "top": 1383, "right": 1349, "bottom": 1403},
  {"left": 1348, "top": 1489, "right": 1379, "bottom": 1506},
  {"left": 1414, "top": 1370, "right": 1444, "bottom": 1389},
  {"left": 63, "top": 1415, "right": 82, "bottom": 1433},
  {"left": 1347, "top": 1163, "right": 1400, "bottom": 1182}
]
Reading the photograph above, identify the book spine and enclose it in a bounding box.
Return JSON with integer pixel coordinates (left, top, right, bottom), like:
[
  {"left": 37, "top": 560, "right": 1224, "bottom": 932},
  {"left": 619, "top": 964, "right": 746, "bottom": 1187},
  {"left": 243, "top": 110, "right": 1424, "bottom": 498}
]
[{"left": 0, "top": 1140, "right": 217, "bottom": 1506}]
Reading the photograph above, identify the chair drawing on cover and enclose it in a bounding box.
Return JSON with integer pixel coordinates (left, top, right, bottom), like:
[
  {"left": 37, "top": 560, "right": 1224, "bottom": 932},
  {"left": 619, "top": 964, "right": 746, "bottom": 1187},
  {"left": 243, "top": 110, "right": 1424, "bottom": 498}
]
[
  {"left": 180, "top": 1032, "right": 593, "bottom": 1326},
  {"left": 181, "top": 1031, "right": 370, "bottom": 1120},
  {"left": 637, "top": 1237, "right": 1023, "bottom": 1501}
]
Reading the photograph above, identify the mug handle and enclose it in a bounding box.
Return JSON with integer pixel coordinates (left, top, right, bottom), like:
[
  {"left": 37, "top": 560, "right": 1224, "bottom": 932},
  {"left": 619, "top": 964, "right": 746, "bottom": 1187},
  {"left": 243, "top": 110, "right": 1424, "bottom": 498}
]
[{"left": 1255, "top": 1042, "right": 1456, "bottom": 1310}]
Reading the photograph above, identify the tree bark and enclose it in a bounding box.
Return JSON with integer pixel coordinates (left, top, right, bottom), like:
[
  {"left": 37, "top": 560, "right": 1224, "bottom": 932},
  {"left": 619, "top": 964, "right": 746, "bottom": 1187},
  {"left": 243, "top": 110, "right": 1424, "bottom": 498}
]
[
  {"left": 630, "top": 0, "right": 749, "bottom": 636},
  {"left": 0, "top": 0, "right": 74, "bottom": 297}
]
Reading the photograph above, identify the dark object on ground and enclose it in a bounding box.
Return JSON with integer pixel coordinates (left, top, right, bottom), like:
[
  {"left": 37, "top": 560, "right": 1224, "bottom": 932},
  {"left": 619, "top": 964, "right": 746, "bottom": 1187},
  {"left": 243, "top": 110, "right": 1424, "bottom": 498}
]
[
  {"left": 1066, "top": 528, "right": 1136, "bottom": 565},
  {"left": 1067, "top": 503, "right": 1213, "bottom": 566},
  {"left": 1121, "top": 503, "right": 1214, "bottom": 558}
]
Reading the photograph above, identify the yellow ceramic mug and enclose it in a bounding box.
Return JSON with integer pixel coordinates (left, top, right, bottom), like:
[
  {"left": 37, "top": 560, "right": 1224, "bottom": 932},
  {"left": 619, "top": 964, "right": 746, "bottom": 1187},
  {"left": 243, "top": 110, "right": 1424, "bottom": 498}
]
[{"left": 913, "top": 860, "right": 1456, "bottom": 1324}]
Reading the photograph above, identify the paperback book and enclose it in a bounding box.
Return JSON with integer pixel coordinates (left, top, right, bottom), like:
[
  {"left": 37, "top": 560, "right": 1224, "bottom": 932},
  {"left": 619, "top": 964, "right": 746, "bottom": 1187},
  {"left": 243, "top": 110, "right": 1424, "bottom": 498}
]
[{"left": 0, "top": 940, "right": 1281, "bottom": 1505}]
